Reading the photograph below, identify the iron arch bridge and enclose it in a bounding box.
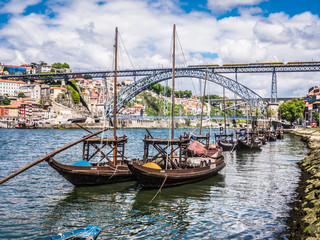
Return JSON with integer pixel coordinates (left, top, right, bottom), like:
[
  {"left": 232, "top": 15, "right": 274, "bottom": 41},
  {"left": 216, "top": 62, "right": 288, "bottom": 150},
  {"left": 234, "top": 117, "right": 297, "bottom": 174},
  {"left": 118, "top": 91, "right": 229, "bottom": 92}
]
[{"left": 105, "top": 68, "right": 267, "bottom": 117}]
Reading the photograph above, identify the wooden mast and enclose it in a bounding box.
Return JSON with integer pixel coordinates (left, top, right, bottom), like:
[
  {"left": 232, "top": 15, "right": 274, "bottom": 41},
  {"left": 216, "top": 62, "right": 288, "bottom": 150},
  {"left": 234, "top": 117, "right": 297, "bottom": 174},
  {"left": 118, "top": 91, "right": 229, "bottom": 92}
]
[
  {"left": 223, "top": 87, "right": 227, "bottom": 137},
  {"left": 171, "top": 24, "right": 176, "bottom": 140},
  {"left": 113, "top": 27, "right": 118, "bottom": 165},
  {"left": 200, "top": 69, "right": 208, "bottom": 135}
]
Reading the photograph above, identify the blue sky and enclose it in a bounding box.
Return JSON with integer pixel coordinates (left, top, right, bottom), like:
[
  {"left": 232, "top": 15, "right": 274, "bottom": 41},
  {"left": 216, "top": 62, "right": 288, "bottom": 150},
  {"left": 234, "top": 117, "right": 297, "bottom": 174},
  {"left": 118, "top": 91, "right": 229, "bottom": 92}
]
[{"left": 1, "top": 0, "right": 320, "bottom": 97}]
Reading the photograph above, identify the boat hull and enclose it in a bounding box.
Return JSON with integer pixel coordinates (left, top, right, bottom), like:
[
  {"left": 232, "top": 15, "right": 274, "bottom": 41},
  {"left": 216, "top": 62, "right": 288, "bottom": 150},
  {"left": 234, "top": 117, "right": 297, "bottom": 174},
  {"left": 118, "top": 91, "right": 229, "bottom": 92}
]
[
  {"left": 217, "top": 140, "right": 234, "bottom": 151},
  {"left": 237, "top": 139, "right": 262, "bottom": 150},
  {"left": 44, "top": 225, "right": 101, "bottom": 240},
  {"left": 127, "top": 156, "right": 226, "bottom": 188},
  {"left": 47, "top": 158, "right": 133, "bottom": 187}
]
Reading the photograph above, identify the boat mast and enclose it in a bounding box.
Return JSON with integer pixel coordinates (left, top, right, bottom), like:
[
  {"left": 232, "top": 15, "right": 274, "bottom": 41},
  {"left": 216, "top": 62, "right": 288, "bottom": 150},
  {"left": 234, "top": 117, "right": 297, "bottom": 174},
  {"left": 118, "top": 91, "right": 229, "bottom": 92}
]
[
  {"left": 171, "top": 24, "right": 176, "bottom": 140},
  {"left": 113, "top": 27, "right": 118, "bottom": 165},
  {"left": 223, "top": 87, "right": 227, "bottom": 137},
  {"left": 200, "top": 69, "right": 208, "bottom": 135}
]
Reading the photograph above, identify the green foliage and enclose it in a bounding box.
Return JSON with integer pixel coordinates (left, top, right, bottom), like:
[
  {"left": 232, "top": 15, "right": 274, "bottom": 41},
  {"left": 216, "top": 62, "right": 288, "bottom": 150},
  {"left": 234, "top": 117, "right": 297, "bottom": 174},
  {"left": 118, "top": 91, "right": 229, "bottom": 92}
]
[
  {"left": 52, "top": 62, "right": 70, "bottom": 69},
  {"left": 254, "top": 107, "right": 261, "bottom": 118},
  {"left": 278, "top": 98, "right": 304, "bottom": 123},
  {"left": 174, "top": 90, "right": 192, "bottom": 98},
  {"left": 174, "top": 104, "right": 184, "bottom": 115},
  {"left": 141, "top": 92, "right": 184, "bottom": 116},
  {"left": 2, "top": 96, "right": 11, "bottom": 105},
  {"left": 185, "top": 118, "right": 191, "bottom": 126},
  {"left": 266, "top": 107, "right": 273, "bottom": 118},
  {"left": 17, "top": 92, "right": 25, "bottom": 98},
  {"left": 149, "top": 83, "right": 171, "bottom": 97},
  {"left": 312, "top": 111, "right": 319, "bottom": 123},
  {"left": 3, "top": 66, "right": 9, "bottom": 72},
  {"left": 206, "top": 94, "right": 224, "bottom": 100},
  {"left": 66, "top": 82, "right": 80, "bottom": 104}
]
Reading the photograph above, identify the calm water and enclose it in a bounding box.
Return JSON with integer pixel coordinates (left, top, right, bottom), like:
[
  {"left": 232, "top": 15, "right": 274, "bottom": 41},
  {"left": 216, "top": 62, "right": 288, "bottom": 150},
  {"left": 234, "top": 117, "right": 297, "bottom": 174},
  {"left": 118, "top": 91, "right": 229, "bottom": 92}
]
[{"left": 0, "top": 128, "right": 307, "bottom": 239}]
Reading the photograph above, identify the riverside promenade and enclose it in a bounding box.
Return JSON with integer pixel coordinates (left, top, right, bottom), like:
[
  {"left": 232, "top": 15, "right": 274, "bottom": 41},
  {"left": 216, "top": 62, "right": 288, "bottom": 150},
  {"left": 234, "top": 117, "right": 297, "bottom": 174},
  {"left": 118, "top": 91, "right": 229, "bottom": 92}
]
[{"left": 286, "top": 128, "right": 320, "bottom": 239}]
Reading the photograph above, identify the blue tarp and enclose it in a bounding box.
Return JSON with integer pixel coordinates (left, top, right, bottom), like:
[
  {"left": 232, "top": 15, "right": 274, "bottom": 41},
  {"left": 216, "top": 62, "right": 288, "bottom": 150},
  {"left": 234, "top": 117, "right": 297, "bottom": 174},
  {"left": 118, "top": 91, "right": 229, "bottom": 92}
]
[{"left": 72, "top": 160, "right": 92, "bottom": 167}]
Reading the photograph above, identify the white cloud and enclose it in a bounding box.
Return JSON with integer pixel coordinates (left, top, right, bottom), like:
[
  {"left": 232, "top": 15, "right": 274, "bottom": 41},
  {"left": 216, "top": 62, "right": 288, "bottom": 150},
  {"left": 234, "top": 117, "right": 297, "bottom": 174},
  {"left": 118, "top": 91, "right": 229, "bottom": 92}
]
[
  {"left": 207, "top": 0, "right": 266, "bottom": 14},
  {"left": 0, "top": 0, "right": 320, "bottom": 98},
  {"left": 0, "top": 0, "right": 42, "bottom": 15}
]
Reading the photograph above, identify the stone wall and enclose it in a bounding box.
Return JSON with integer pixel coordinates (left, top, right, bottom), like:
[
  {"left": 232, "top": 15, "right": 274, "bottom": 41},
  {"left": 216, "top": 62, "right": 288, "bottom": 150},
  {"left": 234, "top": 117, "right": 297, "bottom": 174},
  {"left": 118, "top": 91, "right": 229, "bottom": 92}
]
[{"left": 286, "top": 128, "right": 320, "bottom": 239}]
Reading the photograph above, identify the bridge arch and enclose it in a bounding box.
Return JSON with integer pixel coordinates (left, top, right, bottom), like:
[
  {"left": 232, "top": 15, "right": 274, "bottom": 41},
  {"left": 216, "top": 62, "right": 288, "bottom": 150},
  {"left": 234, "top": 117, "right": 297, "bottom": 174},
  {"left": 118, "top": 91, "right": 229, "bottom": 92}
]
[{"left": 105, "top": 69, "right": 267, "bottom": 117}]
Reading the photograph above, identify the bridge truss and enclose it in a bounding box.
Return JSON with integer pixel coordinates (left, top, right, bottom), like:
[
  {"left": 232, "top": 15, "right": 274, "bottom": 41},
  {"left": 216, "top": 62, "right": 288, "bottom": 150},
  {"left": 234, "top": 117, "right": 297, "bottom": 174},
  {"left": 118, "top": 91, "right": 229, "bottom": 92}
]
[
  {"left": 4, "top": 64, "right": 320, "bottom": 81},
  {"left": 3, "top": 63, "right": 320, "bottom": 114},
  {"left": 104, "top": 68, "right": 267, "bottom": 117}
]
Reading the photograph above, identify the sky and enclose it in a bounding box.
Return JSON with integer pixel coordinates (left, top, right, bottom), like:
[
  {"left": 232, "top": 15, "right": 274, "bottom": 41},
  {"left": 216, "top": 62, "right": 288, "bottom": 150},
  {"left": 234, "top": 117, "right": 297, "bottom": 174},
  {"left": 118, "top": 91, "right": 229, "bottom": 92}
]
[{"left": 1, "top": 0, "right": 320, "bottom": 98}]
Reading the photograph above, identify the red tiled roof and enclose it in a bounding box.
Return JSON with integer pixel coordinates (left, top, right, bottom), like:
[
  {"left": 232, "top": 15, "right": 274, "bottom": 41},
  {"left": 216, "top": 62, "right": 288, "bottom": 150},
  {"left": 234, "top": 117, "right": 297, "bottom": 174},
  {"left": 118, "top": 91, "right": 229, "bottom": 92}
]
[{"left": 0, "top": 79, "right": 25, "bottom": 84}]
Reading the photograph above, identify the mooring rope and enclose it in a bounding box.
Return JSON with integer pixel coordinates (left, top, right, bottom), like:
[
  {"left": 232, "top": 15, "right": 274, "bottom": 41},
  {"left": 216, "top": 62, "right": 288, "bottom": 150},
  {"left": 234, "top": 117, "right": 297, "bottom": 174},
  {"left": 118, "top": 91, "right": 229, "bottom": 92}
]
[
  {"left": 148, "top": 175, "right": 168, "bottom": 203},
  {"left": 107, "top": 164, "right": 119, "bottom": 181}
]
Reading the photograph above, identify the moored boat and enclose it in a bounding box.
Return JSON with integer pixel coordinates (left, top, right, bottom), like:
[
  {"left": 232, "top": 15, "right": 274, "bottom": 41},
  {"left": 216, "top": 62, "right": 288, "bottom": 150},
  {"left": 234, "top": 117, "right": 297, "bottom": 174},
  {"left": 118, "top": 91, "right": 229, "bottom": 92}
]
[
  {"left": 127, "top": 133, "right": 226, "bottom": 188},
  {"left": 236, "top": 129, "right": 262, "bottom": 150},
  {"left": 266, "top": 129, "right": 277, "bottom": 141},
  {"left": 47, "top": 27, "right": 133, "bottom": 187},
  {"left": 127, "top": 25, "right": 226, "bottom": 188},
  {"left": 47, "top": 136, "right": 133, "bottom": 186},
  {"left": 215, "top": 133, "right": 235, "bottom": 151},
  {"left": 44, "top": 225, "right": 101, "bottom": 240}
]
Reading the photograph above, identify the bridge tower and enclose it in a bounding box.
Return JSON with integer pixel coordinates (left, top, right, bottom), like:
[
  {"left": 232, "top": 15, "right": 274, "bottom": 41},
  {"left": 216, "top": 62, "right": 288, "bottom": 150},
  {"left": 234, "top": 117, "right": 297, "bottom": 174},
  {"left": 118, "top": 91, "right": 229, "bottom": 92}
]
[{"left": 271, "top": 68, "right": 277, "bottom": 103}]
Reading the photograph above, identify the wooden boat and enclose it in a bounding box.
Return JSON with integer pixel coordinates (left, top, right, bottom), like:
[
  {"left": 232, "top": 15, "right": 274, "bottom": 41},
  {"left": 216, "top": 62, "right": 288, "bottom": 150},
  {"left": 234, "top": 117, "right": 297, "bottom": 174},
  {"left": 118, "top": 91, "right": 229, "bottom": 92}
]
[
  {"left": 215, "top": 133, "right": 235, "bottom": 151},
  {"left": 236, "top": 129, "right": 262, "bottom": 150},
  {"left": 15, "top": 121, "right": 38, "bottom": 129},
  {"left": 47, "top": 27, "right": 134, "bottom": 187},
  {"left": 214, "top": 87, "right": 235, "bottom": 151},
  {"left": 47, "top": 136, "right": 133, "bottom": 186},
  {"left": 276, "top": 128, "right": 284, "bottom": 139},
  {"left": 127, "top": 132, "right": 226, "bottom": 188},
  {"left": 127, "top": 25, "right": 226, "bottom": 188},
  {"left": 44, "top": 225, "right": 101, "bottom": 240},
  {"left": 266, "top": 130, "right": 277, "bottom": 141}
]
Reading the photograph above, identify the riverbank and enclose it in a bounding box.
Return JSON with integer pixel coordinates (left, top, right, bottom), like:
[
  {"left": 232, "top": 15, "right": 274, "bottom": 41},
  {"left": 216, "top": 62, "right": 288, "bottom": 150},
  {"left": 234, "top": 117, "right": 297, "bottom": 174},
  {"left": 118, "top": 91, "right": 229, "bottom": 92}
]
[
  {"left": 286, "top": 127, "right": 320, "bottom": 239},
  {"left": 28, "top": 119, "right": 244, "bottom": 129}
]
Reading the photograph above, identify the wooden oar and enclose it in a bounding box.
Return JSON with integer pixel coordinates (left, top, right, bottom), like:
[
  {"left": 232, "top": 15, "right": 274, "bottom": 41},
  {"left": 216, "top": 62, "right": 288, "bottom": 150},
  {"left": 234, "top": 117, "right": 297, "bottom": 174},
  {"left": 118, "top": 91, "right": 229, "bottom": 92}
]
[
  {"left": 0, "top": 127, "right": 109, "bottom": 185},
  {"left": 75, "top": 123, "right": 93, "bottom": 134}
]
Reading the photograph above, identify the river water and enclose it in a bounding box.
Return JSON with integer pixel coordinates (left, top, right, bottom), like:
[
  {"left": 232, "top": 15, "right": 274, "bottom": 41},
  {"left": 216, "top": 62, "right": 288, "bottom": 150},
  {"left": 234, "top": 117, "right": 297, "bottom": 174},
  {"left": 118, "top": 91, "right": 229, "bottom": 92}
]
[{"left": 0, "top": 128, "right": 307, "bottom": 239}]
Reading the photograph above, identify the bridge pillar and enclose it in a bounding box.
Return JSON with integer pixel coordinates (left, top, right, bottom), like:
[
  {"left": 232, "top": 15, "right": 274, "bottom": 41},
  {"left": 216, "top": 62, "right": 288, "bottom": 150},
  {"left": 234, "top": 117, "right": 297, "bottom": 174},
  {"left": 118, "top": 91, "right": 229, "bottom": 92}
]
[
  {"left": 271, "top": 68, "right": 277, "bottom": 103},
  {"left": 234, "top": 69, "right": 238, "bottom": 118},
  {"left": 61, "top": 79, "right": 66, "bottom": 86}
]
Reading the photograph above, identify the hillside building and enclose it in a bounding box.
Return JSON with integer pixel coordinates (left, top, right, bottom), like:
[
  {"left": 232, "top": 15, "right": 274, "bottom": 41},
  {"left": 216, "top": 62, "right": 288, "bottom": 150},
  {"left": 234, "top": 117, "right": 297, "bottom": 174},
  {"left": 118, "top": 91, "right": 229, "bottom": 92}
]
[{"left": 0, "top": 79, "right": 26, "bottom": 96}]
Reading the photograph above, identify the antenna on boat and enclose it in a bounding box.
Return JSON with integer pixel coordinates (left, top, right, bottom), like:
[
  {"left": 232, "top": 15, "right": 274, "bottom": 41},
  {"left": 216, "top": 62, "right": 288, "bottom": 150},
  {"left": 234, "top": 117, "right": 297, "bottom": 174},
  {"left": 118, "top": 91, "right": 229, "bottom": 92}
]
[
  {"left": 200, "top": 68, "right": 208, "bottom": 135},
  {"left": 113, "top": 27, "right": 118, "bottom": 165}
]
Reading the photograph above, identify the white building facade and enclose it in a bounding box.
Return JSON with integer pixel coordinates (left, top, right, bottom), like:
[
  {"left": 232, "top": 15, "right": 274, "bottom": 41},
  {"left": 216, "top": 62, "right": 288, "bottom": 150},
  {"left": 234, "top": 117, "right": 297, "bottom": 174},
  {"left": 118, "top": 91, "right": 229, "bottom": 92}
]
[{"left": 0, "top": 79, "right": 26, "bottom": 96}]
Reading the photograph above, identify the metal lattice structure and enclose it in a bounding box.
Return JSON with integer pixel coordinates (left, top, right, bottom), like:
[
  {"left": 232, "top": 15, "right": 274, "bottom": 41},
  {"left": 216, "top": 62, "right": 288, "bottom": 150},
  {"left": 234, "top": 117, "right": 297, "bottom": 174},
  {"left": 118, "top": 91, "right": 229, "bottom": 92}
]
[
  {"left": 4, "top": 63, "right": 320, "bottom": 112},
  {"left": 271, "top": 68, "right": 277, "bottom": 103},
  {"left": 3, "top": 63, "right": 320, "bottom": 81},
  {"left": 104, "top": 68, "right": 267, "bottom": 117}
]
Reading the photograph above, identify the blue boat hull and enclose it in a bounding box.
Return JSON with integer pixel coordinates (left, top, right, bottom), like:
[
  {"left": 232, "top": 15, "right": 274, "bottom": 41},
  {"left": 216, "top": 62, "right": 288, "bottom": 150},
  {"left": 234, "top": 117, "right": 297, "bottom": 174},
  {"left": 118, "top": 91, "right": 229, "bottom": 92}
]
[{"left": 44, "top": 225, "right": 102, "bottom": 240}]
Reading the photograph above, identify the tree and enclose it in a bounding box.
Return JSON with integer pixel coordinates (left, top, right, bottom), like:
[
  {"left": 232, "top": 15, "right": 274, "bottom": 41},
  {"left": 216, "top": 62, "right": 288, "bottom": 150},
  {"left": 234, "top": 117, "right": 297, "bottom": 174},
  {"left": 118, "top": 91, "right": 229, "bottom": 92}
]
[
  {"left": 52, "top": 62, "right": 70, "bottom": 69},
  {"left": 3, "top": 66, "right": 9, "bottom": 73},
  {"left": 18, "top": 92, "right": 25, "bottom": 98},
  {"left": 2, "top": 96, "right": 11, "bottom": 105},
  {"left": 278, "top": 98, "right": 304, "bottom": 123},
  {"left": 266, "top": 107, "right": 273, "bottom": 118}
]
